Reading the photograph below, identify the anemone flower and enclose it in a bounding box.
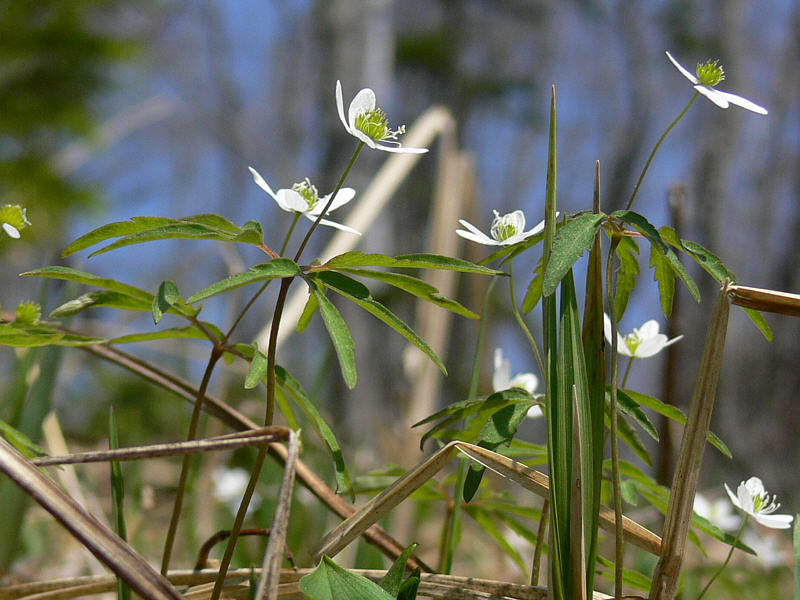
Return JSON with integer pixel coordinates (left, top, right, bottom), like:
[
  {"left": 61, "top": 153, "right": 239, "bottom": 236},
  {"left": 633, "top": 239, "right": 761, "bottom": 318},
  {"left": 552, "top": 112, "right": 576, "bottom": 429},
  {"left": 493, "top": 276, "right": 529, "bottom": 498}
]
[
  {"left": 492, "top": 348, "right": 542, "bottom": 419},
  {"left": 249, "top": 167, "right": 360, "bottom": 235},
  {"left": 666, "top": 51, "right": 767, "bottom": 114},
  {"left": 336, "top": 81, "right": 428, "bottom": 153},
  {"left": 603, "top": 314, "right": 682, "bottom": 358},
  {"left": 457, "top": 210, "right": 546, "bottom": 247},
  {"left": 724, "top": 477, "right": 793, "bottom": 529},
  {"left": 0, "top": 204, "right": 30, "bottom": 239}
]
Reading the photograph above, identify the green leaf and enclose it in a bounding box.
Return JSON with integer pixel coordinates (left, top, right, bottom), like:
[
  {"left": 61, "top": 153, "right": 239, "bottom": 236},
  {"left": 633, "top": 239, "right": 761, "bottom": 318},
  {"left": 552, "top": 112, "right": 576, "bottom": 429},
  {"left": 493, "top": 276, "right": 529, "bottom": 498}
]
[
  {"left": 650, "top": 244, "right": 676, "bottom": 317},
  {"left": 596, "top": 556, "right": 652, "bottom": 592},
  {"left": 542, "top": 212, "right": 606, "bottom": 297},
  {"left": 276, "top": 366, "right": 353, "bottom": 499},
  {"left": 522, "top": 255, "right": 545, "bottom": 314},
  {"left": 108, "top": 322, "right": 223, "bottom": 345},
  {"left": 21, "top": 266, "right": 154, "bottom": 303},
  {"left": 334, "top": 268, "right": 478, "bottom": 319},
  {"left": 300, "top": 556, "right": 395, "bottom": 600},
  {"left": 612, "top": 387, "right": 659, "bottom": 441},
  {"left": 315, "top": 272, "right": 447, "bottom": 377},
  {"left": 244, "top": 346, "right": 268, "bottom": 389},
  {"left": 0, "top": 419, "right": 48, "bottom": 459},
  {"left": 612, "top": 409, "right": 652, "bottom": 466},
  {"left": 152, "top": 280, "right": 180, "bottom": 325},
  {"left": 680, "top": 239, "right": 737, "bottom": 284},
  {"left": 61, "top": 216, "right": 174, "bottom": 257},
  {"left": 742, "top": 307, "right": 773, "bottom": 342},
  {"left": 307, "top": 279, "right": 357, "bottom": 389},
  {"left": 396, "top": 568, "right": 420, "bottom": 600},
  {"left": 379, "top": 543, "right": 419, "bottom": 596},
  {"left": 324, "top": 251, "right": 502, "bottom": 275},
  {"left": 0, "top": 323, "right": 63, "bottom": 347},
  {"left": 610, "top": 210, "right": 668, "bottom": 253},
  {"left": 614, "top": 236, "right": 639, "bottom": 319},
  {"left": 188, "top": 259, "right": 301, "bottom": 303},
  {"left": 50, "top": 291, "right": 151, "bottom": 317},
  {"left": 108, "top": 407, "right": 132, "bottom": 600},
  {"left": 297, "top": 291, "right": 319, "bottom": 333}
]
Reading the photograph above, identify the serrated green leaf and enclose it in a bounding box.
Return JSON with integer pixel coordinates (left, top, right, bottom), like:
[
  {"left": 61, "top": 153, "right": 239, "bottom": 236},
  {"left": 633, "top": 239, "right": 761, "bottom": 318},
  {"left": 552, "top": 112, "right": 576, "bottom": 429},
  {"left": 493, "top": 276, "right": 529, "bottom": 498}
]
[
  {"left": 611, "top": 210, "right": 668, "bottom": 253},
  {"left": 542, "top": 212, "right": 606, "bottom": 297},
  {"left": 50, "top": 291, "right": 152, "bottom": 317},
  {"left": 297, "top": 292, "right": 318, "bottom": 333},
  {"left": 522, "top": 255, "right": 545, "bottom": 314},
  {"left": 244, "top": 346, "right": 268, "bottom": 389},
  {"left": 188, "top": 259, "right": 301, "bottom": 303},
  {"left": 334, "top": 268, "right": 478, "bottom": 318},
  {"left": 315, "top": 272, "right": 447, "bottom": 377},
  {"left": 614, "top": 236, "right": 639, "bottom": 319},
  {"left": 658, "top": 227, "right": 701, "bottom": 303},
  {"left": 612, "top": 387, "right": 659, "bottom": 441},
  {"left": 152, "top": 280, "right": 180, "bottom": 325},
  {"left": 180, "top": 213, "right": 240, "bottom": 231},
  {"left": 650, "top": 244, "right": 676, "bottom": 317},
  {"left": 742, "top": 307, "right": 773, "bottom": 342},
  {"left": 300, "top": 556, "right": 394, "bottom": 600},
  {"left": 61, "top": 216, "right": 174, "bottom": 257},
  {"left": 378, "top": 543, "right": 419, "bottom": 596},
  {"left": 324, "top": 251, "right": 502, "bottom": 275},
  {"left": 88, "top": 223, "right": 236, "bottom": 257},
  {"left": 21, "top": 266, "right": 153, "bottom": 303},
  {"left": 276, "top": 366, "right": 352, "bottom": 498},
  {"left": 232, "top": 221, "right": 263, "bottom": 245},
  {"left": 307, "top": 279, "right": 357, "bottom": 389},
  {"left": 109, "top": 323, "right": 222, "bottom": 345},
  {"left": 680, "top": 239, "right": 737, "bottom": 284}
]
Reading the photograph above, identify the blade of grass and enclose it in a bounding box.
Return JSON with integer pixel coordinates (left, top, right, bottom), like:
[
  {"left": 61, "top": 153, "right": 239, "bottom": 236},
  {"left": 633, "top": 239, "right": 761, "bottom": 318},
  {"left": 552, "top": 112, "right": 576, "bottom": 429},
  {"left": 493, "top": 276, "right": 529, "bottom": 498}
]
[{"left": 108, "top": 407, "right": 131, "bottom": 600}]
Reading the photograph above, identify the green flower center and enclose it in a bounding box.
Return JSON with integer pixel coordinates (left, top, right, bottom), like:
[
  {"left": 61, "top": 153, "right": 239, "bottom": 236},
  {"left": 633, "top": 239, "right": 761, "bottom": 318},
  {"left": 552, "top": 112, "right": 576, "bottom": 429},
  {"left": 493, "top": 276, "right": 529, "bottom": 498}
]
[
  {"left": 490, "top": 211, "right": 520, "bottom": 241},
  {"left": 623, "top": 331, "right": 643, "bottom": 355},
  {"left": 355, "top": 108, "right": 405, "bottom": 142},
  {"left": 292, "top": 178, "right": 319, "bottom": 210},
  {"left": 696, "top": 59, "right": 725, "bottom": 87}
]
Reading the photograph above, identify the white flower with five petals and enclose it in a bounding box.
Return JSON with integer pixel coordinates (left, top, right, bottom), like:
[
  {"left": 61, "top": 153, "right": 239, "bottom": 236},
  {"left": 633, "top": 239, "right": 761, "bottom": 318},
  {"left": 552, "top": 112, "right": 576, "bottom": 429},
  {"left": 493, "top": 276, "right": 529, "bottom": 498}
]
[
  {"left": 249, "top": 167, "right": 360, "bottom": 235},
  {"left": 336, "top": 81, "right": 428, "bottom": 153},
  {"left": 457, "top": 210, "right": 547, "bottom": 246},
  {"left": 666, "top": 51, "right": 767, "bottom": 115},
  {"left": 724, "top": 477, "right": 793, "bottom": 529},
  {"left": 492, "top": 348, "right": 542, "bottom": 419},
  {"left": 603, "top": 314, "right": 682, "bottom": 358}
]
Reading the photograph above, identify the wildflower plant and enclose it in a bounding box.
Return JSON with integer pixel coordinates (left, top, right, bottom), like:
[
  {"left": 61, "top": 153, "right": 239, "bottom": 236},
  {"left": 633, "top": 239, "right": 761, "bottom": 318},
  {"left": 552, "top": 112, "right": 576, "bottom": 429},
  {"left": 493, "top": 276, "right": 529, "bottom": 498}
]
[{"left": 0, "top": 49, "right": 794, "bottom": 600}]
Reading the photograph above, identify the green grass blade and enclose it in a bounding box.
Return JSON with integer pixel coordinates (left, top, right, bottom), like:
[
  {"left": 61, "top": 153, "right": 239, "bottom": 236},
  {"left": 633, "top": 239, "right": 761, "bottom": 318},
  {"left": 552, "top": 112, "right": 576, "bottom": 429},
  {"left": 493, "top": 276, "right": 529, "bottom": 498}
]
[{"left": 109, "top": 407, "right": 132, "bottom": 600}]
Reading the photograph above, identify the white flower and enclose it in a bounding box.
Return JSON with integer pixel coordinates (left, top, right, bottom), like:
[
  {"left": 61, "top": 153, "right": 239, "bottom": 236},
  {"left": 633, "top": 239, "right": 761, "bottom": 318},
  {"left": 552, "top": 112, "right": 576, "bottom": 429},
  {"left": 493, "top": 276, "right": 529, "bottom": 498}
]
[
  {"left": 694, "top": 492, "right": 741, "bottom": 531},
  {"left": 492, "top": 348, "right": 542, "bottom": 419},
  {"left": 724, "top": 477, "right": 793, "bottom": 529},
  {"left": 335, "top": 81, "right": 428, "bottom": 153},
  {"left": 457, "top": 210, "right": 546, "bottom": 246},
  {"left": 603, "top": 314, "right": 683, "bottom": 358},
  {"left": 0, "top": 204, "right": 31, "bottom": 239},
  {"left": 212, "top": 467, "right": 262, "bottom": 516},
  {"left": 249, "top": 167, "right": 360, "bottom": 235},
  {"left": 666, "top": 51, "right": 767, "bottom": 115}
]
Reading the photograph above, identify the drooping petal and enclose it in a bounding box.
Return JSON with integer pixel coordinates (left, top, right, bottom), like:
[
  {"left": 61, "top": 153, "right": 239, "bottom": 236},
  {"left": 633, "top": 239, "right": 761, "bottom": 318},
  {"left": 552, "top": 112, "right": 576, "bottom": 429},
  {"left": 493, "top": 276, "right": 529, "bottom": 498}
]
[
  {"left": 714, "top": 89, "right": 768, "bottom": 115},
  {"left": 348, "top": 88, "right": 377, "bottom": 129},
  {"left": 302, "top": 213, "right": 361, "bottom": 235},
  {"left": 694, "top": 85, "right": 730, "bottom": 108},
  {"left": 335, "top": 80, "right": 351, "bottom": 133},
  {"left": 456, "top": 219, "right": 498, "bottom": 245},
  {"left": 527, "top": 217, "right": 547, "bottom": 237},
  {"left": 248, "top": 167, "right": 279, "bottom": 201},
  {"left": 370, "top": 141, "right": 429, "bottom": 154},
  {"left": 751, "top": 512, "right": 794, "bottom": 529},
  {"left": 2, "top": 223, "right": 20, "bottom": 239},
  {"left": 666, "top": 51, "right": 699, "bottom": 84}
]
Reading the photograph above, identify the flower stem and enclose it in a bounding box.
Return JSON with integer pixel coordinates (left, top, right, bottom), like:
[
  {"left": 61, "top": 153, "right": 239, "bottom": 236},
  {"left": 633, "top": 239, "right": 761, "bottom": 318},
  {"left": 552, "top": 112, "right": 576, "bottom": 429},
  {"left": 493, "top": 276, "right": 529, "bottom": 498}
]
[
  {"left": 624, "top": 92, "right": 698, "bottom": 212},
  {"left": 209, "top": 142, "right": 364, "bottom": 600},
  {"left": 621, "top": 356, "right": 635, "bottom": 389},
  {"left": 696, "top": 516, "right": 749, "bottom": 600},
  {"left": 509, "top": 261, "right": 545, "bottom": 378},
  {"left": 605, "top": 234, "right": 624, "bottom": 599}
]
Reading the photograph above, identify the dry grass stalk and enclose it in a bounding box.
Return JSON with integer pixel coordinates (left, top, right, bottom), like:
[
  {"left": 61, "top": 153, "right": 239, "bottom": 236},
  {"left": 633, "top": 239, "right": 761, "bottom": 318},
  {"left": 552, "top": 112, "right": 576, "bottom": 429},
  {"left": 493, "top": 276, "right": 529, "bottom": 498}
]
[
  {"left": 727, "top": 284, "right": 800, "bottom": 317},
  {"left": 649, "top": 282, "right": 731, "bottom": 600}
]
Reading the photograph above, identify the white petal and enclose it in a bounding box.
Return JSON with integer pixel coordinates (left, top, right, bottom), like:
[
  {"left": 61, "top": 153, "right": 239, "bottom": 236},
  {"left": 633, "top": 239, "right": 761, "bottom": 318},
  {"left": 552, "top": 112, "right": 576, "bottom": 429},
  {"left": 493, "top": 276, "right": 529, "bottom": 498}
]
[
  {"left": 248, "top": 167, "right": 279, "bottom": 200},
  {"left": 666, "top": 51, "right": 699, "bottom": 84},
  {"left": 492, "top": 348, "right": 511, "bottom": 392},
  {"left": 694, "top": 85, "right": 730, "bottom": 108},
  {"left": 725, "top": 482, "right": 743, "bottom": 511},
  {"left": 370, "top": 141, "right": 429, "bottom": 154},
  {"left": 637, "top": 320, "right": 661, "bottom": 340},
  {"left": 275, "top": 189, "right": 308, "bottom": 213},
  {"left": 714, "top": 90, "right": 768, "bottom": 115},
  {"left": 526, "top": 405, "right": 544, "bottom": 419},
  {"left": 456, "top": 228, "right": 500, "bottom": 245},
  {"left": 737, "top": 481, "right": 756, "bottom": 513},
  {"left": 335, "top": 80, "right": 351, "bottom": 133},
  {"left": 507, "top": 210, "right": 526, "bottom": 232},
  {"left": 311, "top": 187, "right": 356, "bottom": 214},
  {"left": 2, "top": 223, "right": 20, "bottom": 238},
  {"left": 303, "top": 213, "right": 361, "bottom": 235},
  {"left": 603, "top": 313, "right": 614, "bottom": 346},
  {"left": 510, "top": 373, "right": 538, "bottom": 395},
  {"left": 634, "top": 335, "right": 669, "bottom": 358},
  {"left": 527, "top": 217, "right": 547, "bottom": 236},
  {"left": 662, "top": 334, "right": 684, "bottom": 349},
  {"left": 348, "top": 87, "right": 376, "bottom": 129},
  {"left": 752, "top": 512, "right": 794, "bottom": 529}
]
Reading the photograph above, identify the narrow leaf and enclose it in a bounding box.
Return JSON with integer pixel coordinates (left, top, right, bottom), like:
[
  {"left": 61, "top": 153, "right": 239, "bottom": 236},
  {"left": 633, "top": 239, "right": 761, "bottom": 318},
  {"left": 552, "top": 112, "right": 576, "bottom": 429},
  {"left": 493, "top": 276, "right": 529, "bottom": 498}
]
[
  {"left": 680, "top": 239, "right": 737, "bottom": 284},
  {"left": 650, "top": 245, "right": 676, "bottom": 318},
  {"left": 379, "top": 543, "right": 419, "bottom": 596},
  {"left": 61, "top": 216, "right": 174, "bottom": 257},
  {"left": 614, "top": 236, "right": 639, "bottom": 319},
  {"left": 50, "top": 291, "right": 151, "bottom": 317},
  {"left": 21, "top": 266, "right": 152, "bottom": 303},
  {"left": 152, "top": 280, "right": 180, "bottom": 325},
  {"left": 0, "top": 419, "right": 48, "bottom": 459},
  {"left": 297, "top": 291, "right": 319, "bottom": 333},
  {"left": 188, "top": 259, "right": 301, "bottom": 303},
  {"left": 109, "top": 408, "right": 132, "bottom": 600},
  {"left": 109, "top": 322, "right": 223, "bottom": 345},
  {"left": 542, "top": 212, "right": 606, "bottom": 297},
  {"left": 324, "top": 251, "right": 502, "bottom": 275},
  {"left": 742, "top": 307, "right": 773, "bottom": 342},
  {"left": 244, "top": 346, "right": 268, "bottom": 389},
  {"left": 307, "top": 279, "right": 357, "bottom": 389},
  {"left": 611, "top": 210, "right": 668, "bottom": 252},
  {"left": 522, "top": 255, "right": 545, "bottom": 314}
]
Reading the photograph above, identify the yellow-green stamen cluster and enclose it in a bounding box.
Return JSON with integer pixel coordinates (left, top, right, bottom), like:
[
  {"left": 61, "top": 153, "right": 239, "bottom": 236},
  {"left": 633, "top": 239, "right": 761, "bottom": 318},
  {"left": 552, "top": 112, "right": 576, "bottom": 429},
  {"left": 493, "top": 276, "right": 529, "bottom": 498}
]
[
  {"left": 292, "top": 178, "right": 319, "bottom": 210},
  {"left": 355, "top": 108, "right": 405, "bottom": 142},
  {"left": 623, "top": 331, "right": 643, "bottom": 355},
  {"left": 752, "top": 489, "right": 780, "bottom": 514},
  {"left": 696, "top": 59, "right": 725, "bottom": 87},
  {"left": 490, "top": 211, "right": 519, "bottom": 241}
]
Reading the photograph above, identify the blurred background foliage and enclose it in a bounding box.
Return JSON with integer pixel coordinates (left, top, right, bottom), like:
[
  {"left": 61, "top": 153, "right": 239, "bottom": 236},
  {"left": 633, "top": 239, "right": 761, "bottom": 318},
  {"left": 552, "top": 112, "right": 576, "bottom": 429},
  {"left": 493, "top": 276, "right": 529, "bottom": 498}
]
[{"left": 0, "top": 0, "right": 798, "bottom": 589}]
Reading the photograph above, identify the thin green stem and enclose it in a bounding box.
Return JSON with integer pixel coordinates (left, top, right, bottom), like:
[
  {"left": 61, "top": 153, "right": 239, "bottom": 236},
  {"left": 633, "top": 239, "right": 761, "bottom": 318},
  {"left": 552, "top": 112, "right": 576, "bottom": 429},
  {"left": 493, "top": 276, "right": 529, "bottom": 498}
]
[
  {"left": 696, "top": 516, "right": 749, "bottom": 600},
  {"left": 625, "top": 92, "right": 698, "bottom": 212},
  {"left": 621, "top": 357, "right": 635, "bottom": 389},
  {"left": 508, "top": 261, "right": 545, "bottom": 379},
  {"left": 605, "top": 236, "right": 624, "bottom": 599},
  {"left": 210, "top": 142, "right": 364, "bottom": 600},
  {"left": 281, "top": 213, "right": 301, "bottom": 257}
]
